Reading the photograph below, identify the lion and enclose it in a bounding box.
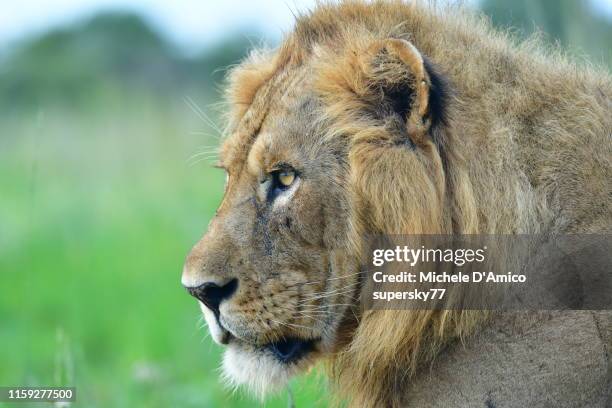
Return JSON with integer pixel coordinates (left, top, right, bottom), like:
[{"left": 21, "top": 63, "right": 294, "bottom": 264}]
[{"left": 182, "top": 1, "right": 612, "bottom": 407}]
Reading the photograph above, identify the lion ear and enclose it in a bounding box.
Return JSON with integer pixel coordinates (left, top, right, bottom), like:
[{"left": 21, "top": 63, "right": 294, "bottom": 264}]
[
  {"left": 313, "top": 39, "right": 452, "bottom": 234},
  {"left": 358, "top": 38, "right": 447, "bottom": 147}
]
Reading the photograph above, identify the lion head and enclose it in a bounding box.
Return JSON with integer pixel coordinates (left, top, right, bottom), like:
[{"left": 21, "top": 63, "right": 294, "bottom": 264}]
[{"left": 182, "top": 2, "right": 493, "bottom": 406}]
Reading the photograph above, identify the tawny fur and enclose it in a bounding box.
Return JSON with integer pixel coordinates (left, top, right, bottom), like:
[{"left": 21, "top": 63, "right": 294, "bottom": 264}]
[{"left": 187, "top": 1, "right": 612, "bottom": 407}]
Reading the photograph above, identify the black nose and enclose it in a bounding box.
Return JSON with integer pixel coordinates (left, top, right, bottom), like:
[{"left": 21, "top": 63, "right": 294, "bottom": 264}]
[{"left": 185, "top": 279, "right": 238, "bottom": 315}]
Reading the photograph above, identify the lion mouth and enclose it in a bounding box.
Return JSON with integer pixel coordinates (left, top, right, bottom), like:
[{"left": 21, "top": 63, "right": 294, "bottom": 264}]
[{"left": 264, "top": 337, "right": 318, "bottom": 363}]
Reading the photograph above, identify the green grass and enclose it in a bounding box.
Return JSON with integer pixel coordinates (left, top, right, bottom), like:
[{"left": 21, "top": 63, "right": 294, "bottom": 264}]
[{"left": 0, "top": 97, "right": 330, "bottom": 407}]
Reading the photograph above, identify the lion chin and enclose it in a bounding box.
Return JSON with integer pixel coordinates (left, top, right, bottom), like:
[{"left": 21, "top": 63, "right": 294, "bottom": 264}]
[{"left": 221, "top": 342, "right": 316, "bottom": 400}]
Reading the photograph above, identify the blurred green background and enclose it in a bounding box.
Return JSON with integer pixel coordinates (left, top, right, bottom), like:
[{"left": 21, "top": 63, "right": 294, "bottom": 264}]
[{"left": 0, "top": 1, "right": 610, "bottom": 407}]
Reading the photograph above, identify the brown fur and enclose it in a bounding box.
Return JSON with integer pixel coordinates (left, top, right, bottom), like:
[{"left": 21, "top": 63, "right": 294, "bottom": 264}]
[{"left": 184, "top": 1, "right": 611, "bottom": 407}]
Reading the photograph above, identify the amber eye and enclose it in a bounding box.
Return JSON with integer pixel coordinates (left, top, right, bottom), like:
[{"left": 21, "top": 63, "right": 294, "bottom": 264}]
[
  {"left": 278, "top": 170, "right": 295, "bottom": 187},
  {"left": 267, "top": 168, "right": 298, "bottom": 202}
]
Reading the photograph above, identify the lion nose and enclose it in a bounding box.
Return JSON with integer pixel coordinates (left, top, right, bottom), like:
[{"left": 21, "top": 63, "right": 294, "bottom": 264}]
[{"left": 184, "top": 279, "right": 238, "bottom": 315}]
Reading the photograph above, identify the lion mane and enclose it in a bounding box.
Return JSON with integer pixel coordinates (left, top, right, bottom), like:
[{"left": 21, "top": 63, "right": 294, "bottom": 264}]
[{"left": 209, "top": 1, "right": 611, "bottom": 407}]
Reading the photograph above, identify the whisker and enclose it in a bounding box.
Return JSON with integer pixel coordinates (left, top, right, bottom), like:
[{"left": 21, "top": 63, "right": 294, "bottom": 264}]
[
  {"left": 187, "top": 149, "right": 219, "bottom": 160},
  {"left": 323, "top": 271, "right": 363, "bottom": 281},
  {"left": 187, "top": 151, "right": 220, "bottom": 166},
  {"left": 299, "top": 303, "right": 356, "bottom": 311},
  {"left": 299, "top": 285, "right": 359, "bottom": 303},
  {"left": 184, "top": 95, "right": 224, "bottom": 137},
  {"left": 269, "top": 318, "right": 313, "bottom": 331},
  {"left": 189, "top": 131, "right": 223, "bottom": 139}
]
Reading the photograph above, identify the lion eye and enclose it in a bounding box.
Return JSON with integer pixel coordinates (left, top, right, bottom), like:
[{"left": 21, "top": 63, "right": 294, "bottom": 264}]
[
  {"left": 267, "top": 168, "right": 298, "bottom": 202},
  {"left": 278, "top": 170, "right": 295, "bottom": 187}
]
